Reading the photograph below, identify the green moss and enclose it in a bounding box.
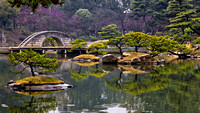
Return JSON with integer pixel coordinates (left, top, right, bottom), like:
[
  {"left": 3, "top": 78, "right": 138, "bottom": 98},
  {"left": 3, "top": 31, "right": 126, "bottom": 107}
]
[
  {"left": 16, "top": 90, "right": 63, "bottom": 96},
  {"left": 15, "top": 76, "right": 64, "bottom": 85},
  {"left": 74, "top": 54, "right": 100, "bottom": 60}
]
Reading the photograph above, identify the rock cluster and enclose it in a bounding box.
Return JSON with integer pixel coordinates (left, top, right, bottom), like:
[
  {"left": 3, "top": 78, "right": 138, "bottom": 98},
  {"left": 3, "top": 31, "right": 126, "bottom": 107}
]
[{"left": 102, "top": 54, "right": 162, "bottom": 65}]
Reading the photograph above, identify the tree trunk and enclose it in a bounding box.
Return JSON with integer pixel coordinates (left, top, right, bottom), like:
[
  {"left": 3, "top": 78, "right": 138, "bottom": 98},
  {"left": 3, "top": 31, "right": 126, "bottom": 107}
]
[
  {"left": 169, "top": 50, "right": 188, "bottom": 59},
  {"left": 78, "top": 66, "right": 82, "bottom": 74},
  {"left": 28, "top": 96, "right": 34, "bottom": 107},
  {"left": 1, "top": 25, "right": 6, "bottom": 45},
  {"left": 181, "top": 27, "right": 185, "bottom": 35},
  {"left": 30, "top": 65, "right": 35, "bottom": 76},
  {"left": 96, "top": 48, "right": 99, "bottom": 56},
  {"left": 135, "top": 46, "right": 138, "bottom": 52},
  {"left": 121, "top": 19, "right": 125, "bottom": 35},
  {"left": 116, "top": 70, "right": 123, "bottom": 88},
  {"left": 79, "top": 47, "right": 82, "bottom": 55},
  {"left": 116, "top": 44, "right": 123, "bottom": 59},
  {"left": 190, "top": 26, "right": 200, "bottom": 35},
  {"left": 143, "top": 16, "right": 148, "bottom": 34},
  {"left": 135, "top": 74, "right": 138, "bottom": 81},
  {"left": 119, "top": 48, "right": 123, "bottom": 58}
]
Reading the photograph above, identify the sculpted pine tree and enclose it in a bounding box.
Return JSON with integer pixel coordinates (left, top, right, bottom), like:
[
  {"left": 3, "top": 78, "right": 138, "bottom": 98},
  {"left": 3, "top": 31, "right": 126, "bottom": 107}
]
[
  {"left": 123, "top": 32, "right": 150, "bottom": 52},
  {"left": 98, "top": 24, "right": 122, "bottom": 39},
  {"left": 88, "top": 42, "right": 108, "bottom": 56},
  {"left": 148, "top": 35, "right": 177, "bottom": 57},
  {"left": 107, "top": 36, "right": 127, "bottom": 58},
  {"left": 9, "top": 49, "right": 58, "bottom": 76},
  {"left": 69, "top": 39, "right": 87, "bottom": 54}
]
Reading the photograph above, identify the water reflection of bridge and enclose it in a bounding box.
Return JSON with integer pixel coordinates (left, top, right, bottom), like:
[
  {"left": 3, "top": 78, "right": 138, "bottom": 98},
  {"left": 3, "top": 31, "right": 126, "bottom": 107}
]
[{"left": 9, "top": 46, "right": 88, "bottom": 54}]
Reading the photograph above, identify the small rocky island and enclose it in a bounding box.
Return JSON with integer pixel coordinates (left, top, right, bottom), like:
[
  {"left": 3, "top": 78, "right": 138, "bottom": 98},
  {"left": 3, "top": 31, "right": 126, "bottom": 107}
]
[
  {"left": 102, "top": 52, "right": 166, "bottom": 65},
  {"left": 8, "top": 76, "right": 73, "bottom": 91},
  {"left": 71, "top": 54, "right": 101, "bottom": 62},
  {"left": 70, "top": 52, "right": 174, "bottom": 65}
]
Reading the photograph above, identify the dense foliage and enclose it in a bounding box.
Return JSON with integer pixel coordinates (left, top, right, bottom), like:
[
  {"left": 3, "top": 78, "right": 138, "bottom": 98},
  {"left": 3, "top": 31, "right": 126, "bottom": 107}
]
[
  {"left": 42, "top": 37, "right": 58, "bottom": 46},
  {"left": 123, "top": 32, "right": 149, "bottom": 52},
  {"left": 69, "top": 39, "right": 87, "bottom": 54},
  {"left": 7, "top": 0, "right": 65, "bottom": 12},
  {"left": 98, "top": 24, "right": 122, "bottom": 39},
  {"left": 88, "top": 42, "right": 108, "bottom": 56},
  {"left": 0, "top": 0, "right": 199, "bottom": 56},
  {"left": 8, "top": 49, "right": 58, "bottom": 76}
]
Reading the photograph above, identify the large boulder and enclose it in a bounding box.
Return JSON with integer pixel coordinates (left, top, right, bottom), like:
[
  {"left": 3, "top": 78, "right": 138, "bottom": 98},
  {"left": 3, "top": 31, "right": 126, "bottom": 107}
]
[
  {"left": 123, "top": 52, "right": 131, "bottom": 57},
  {"left": 131, "top": 57, "right": 141, "bottom": 64},
  {"left": 102, "top": 54, "right": 118, "bottom": 64},
  {"left": 139, "top": 54, "right": 151, "bottom": 61}
]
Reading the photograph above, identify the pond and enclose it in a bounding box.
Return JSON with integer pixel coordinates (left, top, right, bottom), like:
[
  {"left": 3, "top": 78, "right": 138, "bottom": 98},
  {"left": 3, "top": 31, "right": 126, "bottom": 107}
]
[{"left": 1, "top": 54, "right": 200, "bottom": 113}]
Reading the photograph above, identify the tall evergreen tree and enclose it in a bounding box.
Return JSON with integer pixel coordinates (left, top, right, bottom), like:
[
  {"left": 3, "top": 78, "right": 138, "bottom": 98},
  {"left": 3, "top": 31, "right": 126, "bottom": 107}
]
[
  {"left": 166, "top": 0, "right": 200, "bottom": 35},
  {"left": 130, "top": 0, "right": 152, "bottom": 34}
]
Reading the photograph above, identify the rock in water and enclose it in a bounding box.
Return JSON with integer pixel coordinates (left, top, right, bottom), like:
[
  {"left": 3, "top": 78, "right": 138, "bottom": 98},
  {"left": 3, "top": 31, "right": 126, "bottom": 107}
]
[
  {"left": 24, "top": 84, "right": 73, "bottom": 91},
  {"left": 102, "top": 54, "right": 118, "bottom": 64},
  {"left": 131, "top": 57, "right": 141, "bottom": 64},
  {"left": 139, "top": 55, "right": 151, "bottom": 61}
]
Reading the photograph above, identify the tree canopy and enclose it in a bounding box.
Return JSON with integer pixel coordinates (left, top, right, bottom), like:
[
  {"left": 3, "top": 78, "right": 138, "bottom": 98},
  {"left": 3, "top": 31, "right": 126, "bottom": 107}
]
[
  {"left": 107, "top": 36, "right": 127, "bottom": 58},
  {"left": 88, "top": 42, "right": 108, "bottom": 56},
  {"left": 123, "top": 32, "right": 150, "bottom": 52},
  {"left": 0, "top": 0, "right": 19, "bottom": 26},
  {"left": 8, "top": 49, "right": 58, "bottom": 76},
  {"left": 148, "top": 35, "right": 177, "bottom": 57},
  {"left": 98, "top": 24, "right": 122, "bottom": 39},
  {"left": 7, "top": 0, "right": 65, "bottom": 12},
  {"left": 69, "top": 39, "right": 87, "bottom": 54}
]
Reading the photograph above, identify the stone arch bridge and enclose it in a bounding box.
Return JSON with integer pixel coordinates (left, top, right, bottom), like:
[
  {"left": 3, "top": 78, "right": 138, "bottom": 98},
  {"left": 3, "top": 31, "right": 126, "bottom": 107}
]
[
  {"left": 10, "top": 31, "right": 88, "bottom": 55},
  {"left": 18, "top": 31, "right": 73, "bottom": 47}
]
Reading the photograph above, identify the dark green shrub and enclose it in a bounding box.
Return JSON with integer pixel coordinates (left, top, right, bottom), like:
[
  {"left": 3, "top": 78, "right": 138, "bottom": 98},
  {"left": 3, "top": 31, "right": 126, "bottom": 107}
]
[
  {"left": 70, "top": 33, "right": 76, "bottom": 39},
  {"left": 19, "top": 37, "right": 25, "bottom": 41},
  {"left": 90, "top": 36, "right": 97, "bottom": 41}
]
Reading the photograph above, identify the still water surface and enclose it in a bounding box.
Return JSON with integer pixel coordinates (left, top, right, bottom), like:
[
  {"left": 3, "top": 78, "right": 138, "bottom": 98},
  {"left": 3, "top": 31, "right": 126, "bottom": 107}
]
[{"left": 0, "top": 54, "right": 200, "bottom": 113}]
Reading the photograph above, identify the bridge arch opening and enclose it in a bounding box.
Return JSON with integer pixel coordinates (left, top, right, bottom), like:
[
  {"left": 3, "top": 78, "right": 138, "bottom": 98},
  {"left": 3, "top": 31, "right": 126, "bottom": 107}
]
[{"left": 42, "top": 37, "right": 63, "bottom": 47}]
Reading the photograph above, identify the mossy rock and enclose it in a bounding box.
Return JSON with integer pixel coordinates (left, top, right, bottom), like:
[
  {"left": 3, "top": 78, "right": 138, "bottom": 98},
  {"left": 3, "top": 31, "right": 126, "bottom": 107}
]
[
  {"left": 73, "top": 54, "right": 100, "bottom": 62},
  {"left": 131, "top": 57, "right": 141, "bottom": 63},
  {"left": 102, "top": 54, "right": 118, "bottom": 64},
  {"left": 139, "top": 55, "right": 151, "bottom": 61},
  {"left": 15, "top": 76, "right": 64, "bottom": 85}
]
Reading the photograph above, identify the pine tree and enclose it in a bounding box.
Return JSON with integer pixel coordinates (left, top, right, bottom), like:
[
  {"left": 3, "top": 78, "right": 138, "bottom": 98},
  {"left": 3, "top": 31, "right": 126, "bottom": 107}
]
[
  {"left": 130, "top": 0, "right": 152, "bottom": 34},
  {"left": 8, "top": 49, "right": 58, "bottom": 76},
  {"left": 166, "top": 0, "right": 200, "bottom": 35}
]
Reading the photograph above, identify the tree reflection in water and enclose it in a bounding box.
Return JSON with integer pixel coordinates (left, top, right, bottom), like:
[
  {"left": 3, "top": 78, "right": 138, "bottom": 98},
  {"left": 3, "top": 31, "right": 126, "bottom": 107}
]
[
  {"left": 8, "top": 94, "right": 58, "bottom": 113},
  {"left": 6, "top": 59, "right": 200, "bottom": 113},
  {"left": 101, "top": 59, "right": 200, "bottom": 112},
  {"left": 69, "top": 65, "right": 88, "bottom": 82},
  {"left": 88, "top": 64, "right": 108, "bottom": 78},
  {"left": 102, "top": 65, "right": 169, "bottom": 95}
]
